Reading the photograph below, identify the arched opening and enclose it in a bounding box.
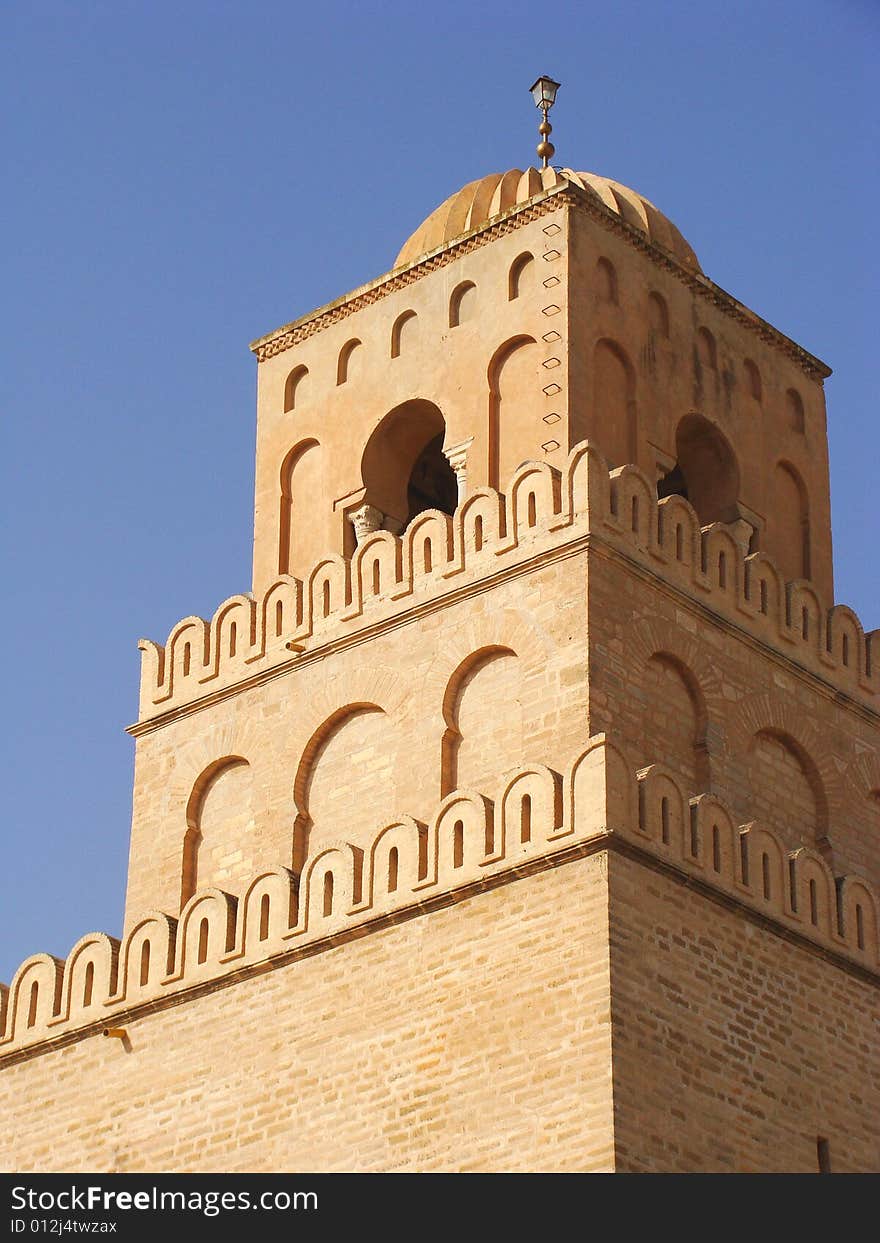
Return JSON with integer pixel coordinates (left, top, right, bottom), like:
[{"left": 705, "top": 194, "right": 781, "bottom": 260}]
[
  {"left": 453, "top": 820, "right": 464, "bottom": 868},
  {"left": 139, "top": 940, "right": 151, "bottom": 988},
  {"left": 361, "top": 399, "right": 457, "bottom": 532},
  {"left": 657, "top": 414, "right": 739, "bottom": 526},
  {"left": 407, "top": 433, "right": 457, "bottom": 519},
  {"left": 82, "top": 961, "right": 94, "bottom": 1007},
  {"left": 27, "top": 981, "right": 39, "bottom": 1028}
]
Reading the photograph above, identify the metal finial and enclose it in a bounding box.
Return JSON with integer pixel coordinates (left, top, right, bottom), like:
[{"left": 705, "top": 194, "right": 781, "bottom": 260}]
[{"left": 529, "top": 76, "right": 560, "bottom": 168}]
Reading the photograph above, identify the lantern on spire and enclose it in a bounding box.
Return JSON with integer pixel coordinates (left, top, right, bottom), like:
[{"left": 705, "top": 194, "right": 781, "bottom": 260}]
[{"left": 529, "top": 76, "right": 561, "bottom": 168}]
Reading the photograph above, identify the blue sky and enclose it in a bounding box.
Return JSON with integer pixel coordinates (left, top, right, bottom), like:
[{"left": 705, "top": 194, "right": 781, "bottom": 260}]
[{"left": 1, "top": 0, "right": 877, "bottom": 983}]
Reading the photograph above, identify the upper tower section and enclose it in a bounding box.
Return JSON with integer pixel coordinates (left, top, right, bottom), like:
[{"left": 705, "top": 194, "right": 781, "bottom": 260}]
[{"left": 249, "top": 148, "right": 833, "bottom": 602}]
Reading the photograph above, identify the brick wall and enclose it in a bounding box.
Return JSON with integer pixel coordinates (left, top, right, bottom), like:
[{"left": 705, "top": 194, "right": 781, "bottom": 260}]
[
  {"left": 608, "top": 851, "right": 879, "bottom": 1172},
  {"left": 588, "top": 543, "right": 880, "bottom": 891},
  {"left": 125, "top": 552, "right": 588, "bottom": 924},
  {"left": 1, "top": 856, "right": 613, "bottom": 1173}
]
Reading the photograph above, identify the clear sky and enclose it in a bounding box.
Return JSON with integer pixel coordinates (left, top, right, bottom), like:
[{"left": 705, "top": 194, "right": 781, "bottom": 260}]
[{"left": 1, "top": 0, "right": 877, "bottom": 984}]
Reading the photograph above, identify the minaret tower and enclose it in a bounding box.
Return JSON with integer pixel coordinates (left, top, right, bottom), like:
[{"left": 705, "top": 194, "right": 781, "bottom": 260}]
[{"left": 2, "top": 85, "right": 877, "bottom": 1174}]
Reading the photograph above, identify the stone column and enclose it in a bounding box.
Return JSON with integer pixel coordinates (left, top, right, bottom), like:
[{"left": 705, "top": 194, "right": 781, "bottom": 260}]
[
  {"left": 730, "top": 517, "right": 755, "bottom": 556},
  {"left": 443, "top": 436, "right": 474, "bottom": 505},
  {"left": 348, "top": 502, "right": 383, "bottom": 546}
]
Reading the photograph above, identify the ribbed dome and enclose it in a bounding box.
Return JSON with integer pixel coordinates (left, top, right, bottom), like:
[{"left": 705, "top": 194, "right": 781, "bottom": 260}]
[{"left": 395, "top": 166, "right": 701, "bottom": 273}]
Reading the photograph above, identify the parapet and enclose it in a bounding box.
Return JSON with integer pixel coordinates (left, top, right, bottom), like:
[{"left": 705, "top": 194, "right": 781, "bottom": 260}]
[
  {"left": 134, "top": 442, "right": 880, "bottom": 727},
  {"left": 2, "top": 736, "right": 877, "bottom": 1058}
]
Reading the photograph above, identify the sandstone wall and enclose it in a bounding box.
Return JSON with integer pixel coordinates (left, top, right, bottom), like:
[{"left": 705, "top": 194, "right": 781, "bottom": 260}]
[
  {"left": 609, "top": 850, "right": 879, "bottom": 1173},
  {"left": 587, "top": 533, "right": 880, "bottom": 890},
  {"left": 1, "top": 856, "right": 612, "bottom": 1174}
]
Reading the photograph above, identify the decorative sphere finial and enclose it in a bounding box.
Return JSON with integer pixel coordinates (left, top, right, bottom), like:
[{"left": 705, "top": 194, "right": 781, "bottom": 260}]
[{"left": 529, "top": 75, "right": 561, "bottom": 168}]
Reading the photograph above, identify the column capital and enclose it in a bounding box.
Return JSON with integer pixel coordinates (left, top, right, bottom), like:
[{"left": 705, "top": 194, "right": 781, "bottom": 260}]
[
  {"left": 443, "top": 437, "right": 474, "bottom": 504},
  {"left": 348, "top": 502, "right": 384, "bottom": 545},
  {"left": 443, "top": 436, "right": 474, "bottom": 475}
]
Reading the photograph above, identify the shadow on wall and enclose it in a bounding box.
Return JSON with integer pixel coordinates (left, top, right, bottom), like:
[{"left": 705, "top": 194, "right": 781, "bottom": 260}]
[
  {"left": 657, "top": 414, "right": 740, "bottom": 526},
  {"left": 361, "top": 399, "right": 457, "bottom": 532}
]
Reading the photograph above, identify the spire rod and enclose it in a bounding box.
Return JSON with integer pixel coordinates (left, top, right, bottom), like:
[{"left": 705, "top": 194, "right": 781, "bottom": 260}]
[{"left": 529, "top": 76, "right": 561, "bottom": 168}]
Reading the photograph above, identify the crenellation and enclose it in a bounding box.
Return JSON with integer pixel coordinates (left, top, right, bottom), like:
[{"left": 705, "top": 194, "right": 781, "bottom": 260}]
[
  {"left": 368, "top": 820, "right": 428, "bottom": 918},
  {"left": 686, "top": 793, "right": 741, "bottom": 891},
  {"left": 307, "top": 555, "right": 352, "bottom": 631},
  {"left": 351, "top": 528, "right": 405, "bottom": 611},
  {"left": 497, "top": 764, "right": 564, "bottom": 854},
  {"left": 235, "top": 867, "right": 299, "bottom": 961},
  {"left": 4, "top": 953, "right": 64, "bottom": 1047},
  {"left": 3, "top": 738, "right": 877, "bottom": 1062},
  {"left": 116, "top": 911, "right": 177, "bottom": 1003},
  {"left": 58, "top": 932, "right": 120, "bottom": 1025},
  {"left": 136, "top": 443, "right": 880, "bottom": 725},
  {"left": 171, "top": 887, "right": 239, "bottom": 982},
  {"left": 208, "top": 594, "right": 260, "bottom": 676}
]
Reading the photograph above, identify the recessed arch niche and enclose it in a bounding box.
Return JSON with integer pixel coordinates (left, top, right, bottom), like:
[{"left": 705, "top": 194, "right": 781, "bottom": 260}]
[
  {"left": 449, "top": 281, "right": 477, "bottom": 327},
  {"left": 441, "top": 647, "right": 526, "bottom": 797},
  {"left": 292, "top": 705, "right": 397, "bottom": 872},
  {"left": 748, "top": 729, "right": 828, "bottom": 855},
  {"left": 278, "top": 439, "right": 324, "bottom": 576},
  {"left": 182, "top": 757, "right": 253, "bottom": 908},
  {"left": 487, "top": 336, "right": 543, "bottom": 490},
  {"left": 283, "top": 365, "right": 309, "bottom": 413},
  {"left": 767, "top": 461, "right": 810, "bottom": 581},
  {"left": 641, "top": 653, "right": 710, "bottom": 791},
  {"left": 508, "top": 252, "right": 535, "bottom": 301},
  {"left": 592, "top": 338, "right": 636, "bottom": 469}
]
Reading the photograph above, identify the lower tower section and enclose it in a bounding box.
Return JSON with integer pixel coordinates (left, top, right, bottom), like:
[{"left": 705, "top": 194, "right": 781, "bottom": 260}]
[
  {"left": 0, "top": 849, "right": 615, "bottom": 1173},
  {"left": 2, "top": 442, "right": 877, "bottom": 1171}
]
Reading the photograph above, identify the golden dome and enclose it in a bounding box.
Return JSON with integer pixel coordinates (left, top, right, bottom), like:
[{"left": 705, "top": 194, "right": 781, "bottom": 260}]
[{"left": 395, "top": 166, "right": 701, "bottom": 273}]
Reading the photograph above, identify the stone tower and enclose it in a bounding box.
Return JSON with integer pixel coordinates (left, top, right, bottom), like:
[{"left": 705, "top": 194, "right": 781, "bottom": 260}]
[{"left": 1, "top": 161, "right": 877, "bottom": 1173}]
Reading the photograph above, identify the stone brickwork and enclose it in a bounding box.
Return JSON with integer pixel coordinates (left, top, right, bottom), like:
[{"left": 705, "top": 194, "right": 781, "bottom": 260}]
[
  {"left": 609, "top": 852, "right": 878, "bottom": 1172},
  {"left": 131, "top": 443, "right": 880, "bottom": 919},
  {"left": 0, "top": 856, "right": 614, "bottom": 1173},
  {"left": 2, "top": 161, "right": 877, "bottom": 1173},
  {"left": 2, "top": 734, "right": 876, "bottom": 1170}
]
